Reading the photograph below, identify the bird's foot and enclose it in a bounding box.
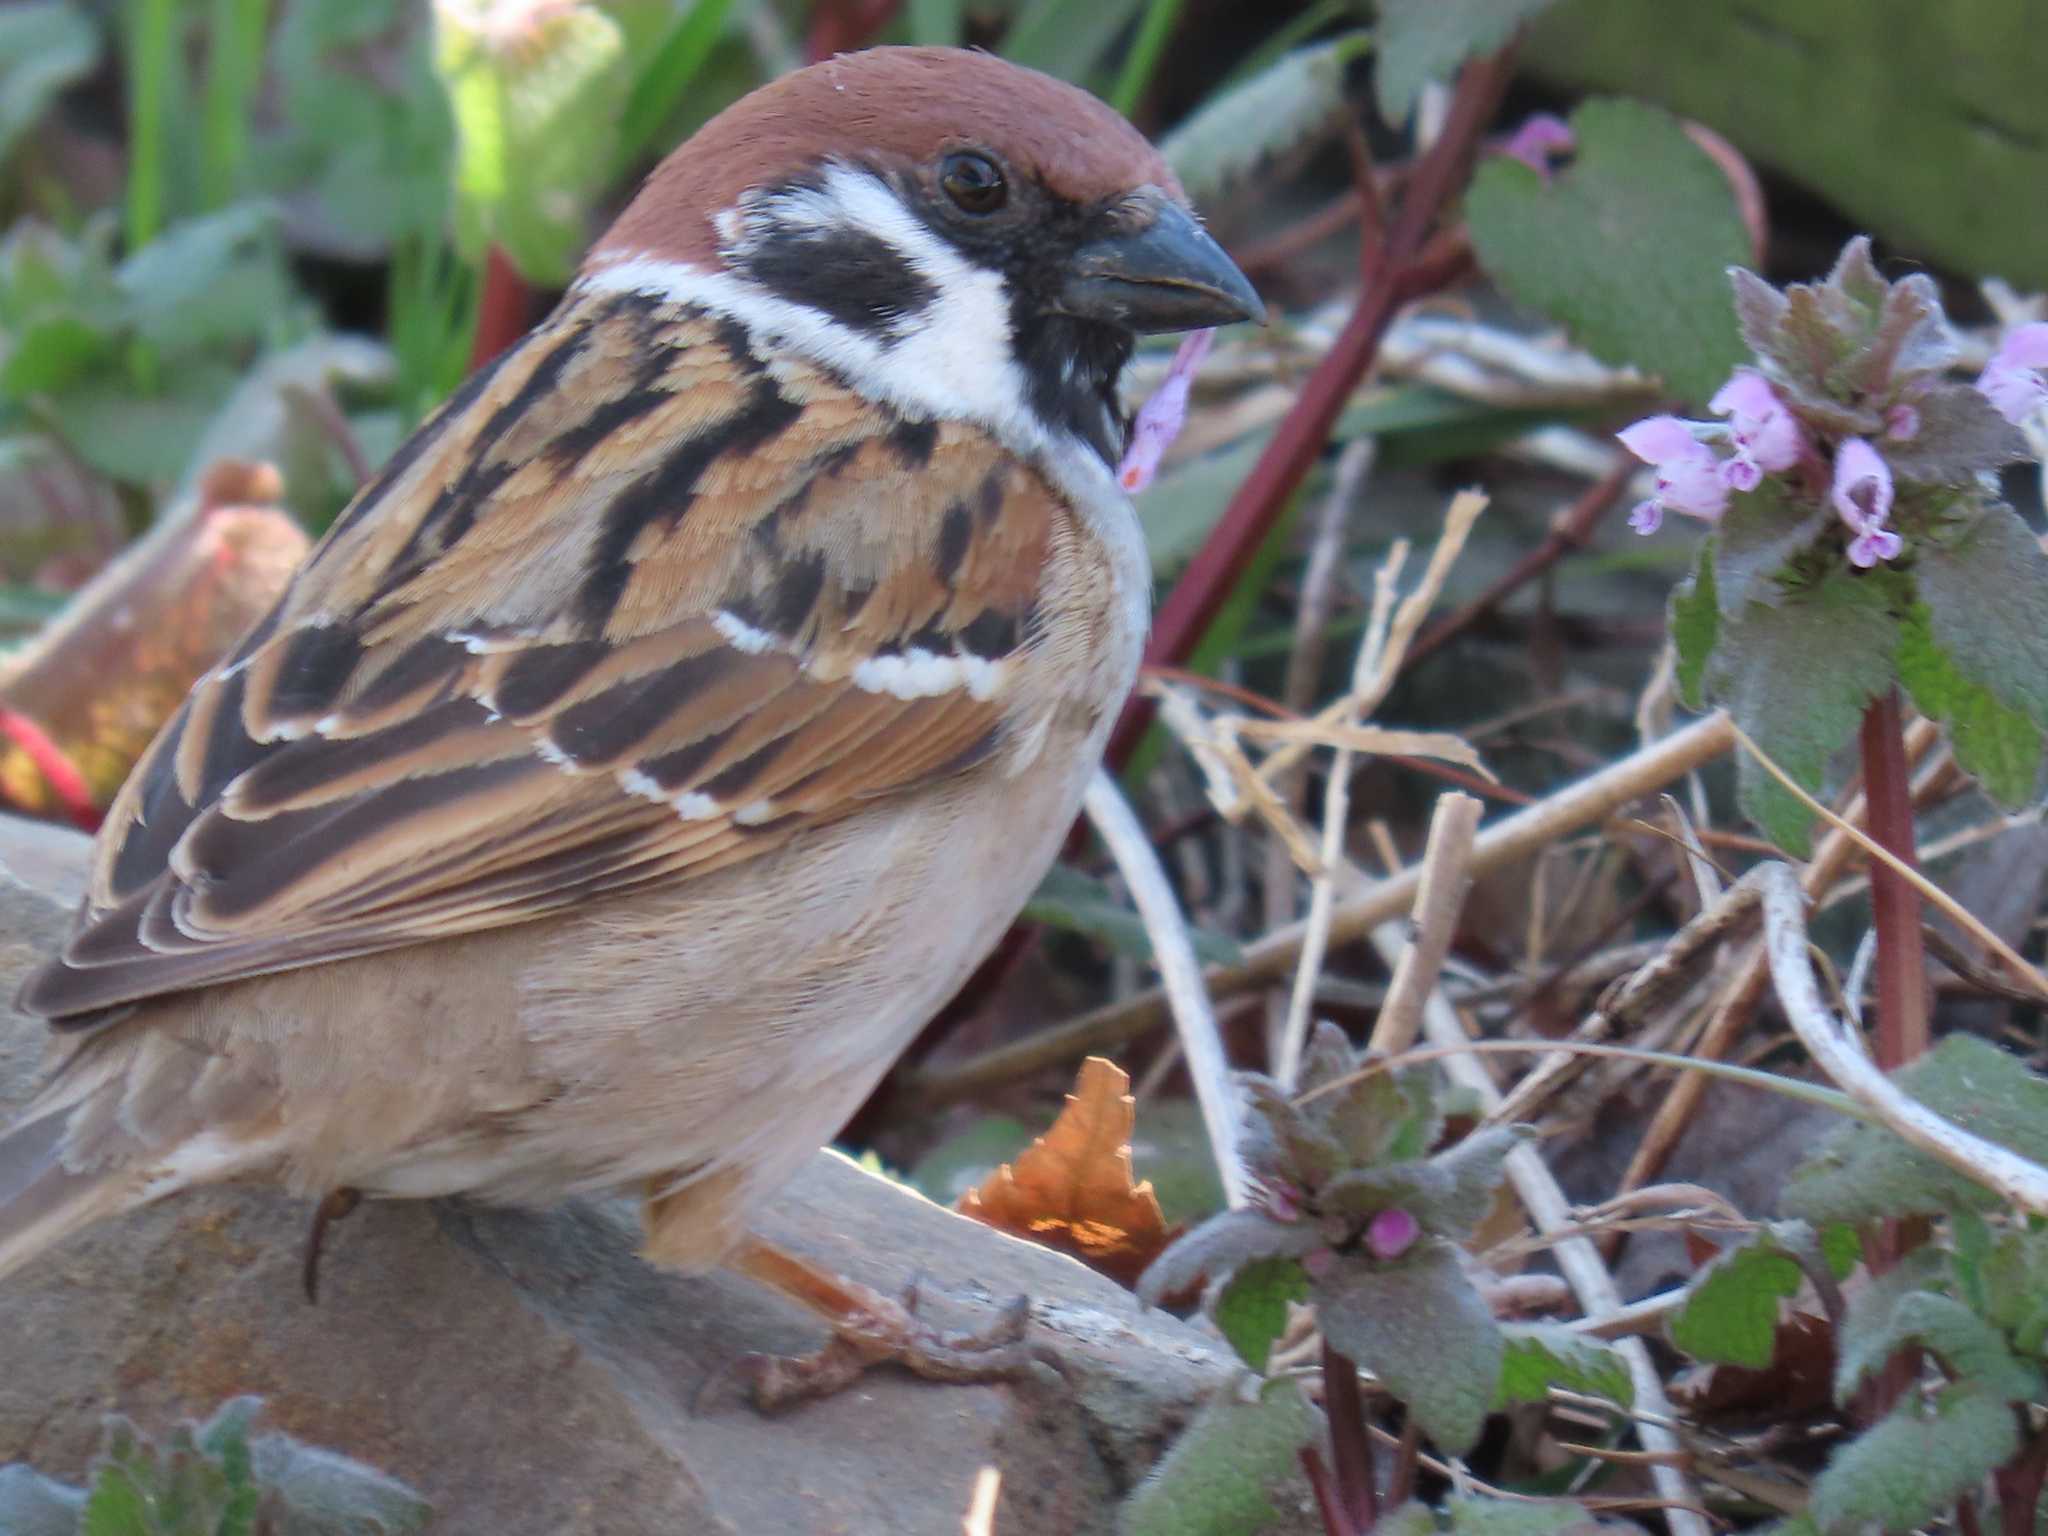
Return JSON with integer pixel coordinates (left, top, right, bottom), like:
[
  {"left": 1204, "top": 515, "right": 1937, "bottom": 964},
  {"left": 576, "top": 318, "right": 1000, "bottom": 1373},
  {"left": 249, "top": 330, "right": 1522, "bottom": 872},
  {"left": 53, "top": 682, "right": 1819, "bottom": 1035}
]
[{"left": 729, "top": 1236, "right": 1035, "bottom": 1411}]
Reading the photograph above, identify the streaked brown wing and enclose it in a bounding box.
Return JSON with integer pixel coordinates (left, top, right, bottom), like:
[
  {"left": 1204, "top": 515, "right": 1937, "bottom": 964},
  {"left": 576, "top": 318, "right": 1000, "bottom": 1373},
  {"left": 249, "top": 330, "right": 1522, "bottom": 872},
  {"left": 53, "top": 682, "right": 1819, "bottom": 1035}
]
[{"left": 22, "top": 286, "right": 1058, "bottom": 1025}]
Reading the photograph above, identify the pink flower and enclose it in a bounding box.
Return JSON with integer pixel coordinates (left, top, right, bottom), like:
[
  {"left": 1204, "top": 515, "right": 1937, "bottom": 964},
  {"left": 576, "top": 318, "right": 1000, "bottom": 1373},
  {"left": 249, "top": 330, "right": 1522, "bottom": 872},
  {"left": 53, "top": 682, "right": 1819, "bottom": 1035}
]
[
  {"left": 1883, "top": 402, "right": 1920, "bottom": 441},
  {"left": 1710, "top": 368, "right": 1806, "bottom": 488},
  {"left": 1365, "top": 1208, "right": 1419, "bottom": 1261},
  {"left": 1501, "top": 113, "right": 1574, "bottom": 180},
  {"left": 1976, "top": 322, "right": 2048, "bottom": 425},
  {"left": 1119, "top": 328, "right": 1215, "bottom": 494},
  {"left": 1617, "top": 415, "right": 1731, "bottom": 534},
  {"left": 1831, "top": 438, "right": 1902, "bottom": 568}
]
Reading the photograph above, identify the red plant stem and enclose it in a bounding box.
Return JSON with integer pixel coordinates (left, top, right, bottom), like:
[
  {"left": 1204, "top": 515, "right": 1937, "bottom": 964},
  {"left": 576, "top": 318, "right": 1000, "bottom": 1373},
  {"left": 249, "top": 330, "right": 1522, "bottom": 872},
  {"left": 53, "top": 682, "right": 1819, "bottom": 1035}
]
[
  {"left": 1994, "top": 1418, "right": 2048, "bottom": 1536},
  {"left": 1322, "top": 1342, "right": 1378, "bottom": 1531},
  {"left": 1299, "top": 1445, "right": 1358, "bottom": 1536},
  {"left": 1105, "top": 45, "right": 1518, "bottom": 769},
  {"left": 0, "top": 706, "right": 100, "bottom": 832},
  {"left": 1859, "top": 687, "right": 1929, "bottom": 1071},
  {"left": 470, "top": 245, "right": 532, "bottom": 372}
]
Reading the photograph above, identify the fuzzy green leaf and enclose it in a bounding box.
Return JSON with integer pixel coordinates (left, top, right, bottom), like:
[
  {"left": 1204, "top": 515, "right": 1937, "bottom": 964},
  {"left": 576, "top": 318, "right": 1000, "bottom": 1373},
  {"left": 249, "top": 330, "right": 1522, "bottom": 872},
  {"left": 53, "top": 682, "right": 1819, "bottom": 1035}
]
[
  {"left": 1374, "top": 0, "right": 1556, "bottom": 121},
  {"left": 1782, "top": 1035, "right": 2048, "bottom": 1225},
  {"left": 1670, "top": 539, "right": 1718, "bottom": 711},
  {"left": 1121, "top": 1378, "right": 1318, "bottom": 1536},
  {"left": 1466, "top": 97, "right": 1750, "bottom": 404},
  {"left": 1138, "top": 1208, "right": 1321, "bottom": 1305},
  {"left": 1163, "top": 34, "right": 1370, "bottom": 202},
  {"left": 1427, "top": 1124, "right": 1533, "bottom": 1239},
  {"left": 1811, "top": 1382, "right": 2018, "bottom": 1536},
  {"left": 1494, "top": 1323, "right": 1634, "bottom": 1409},
  {"left": 1216, "top": 1256, "right": 1311, "bottom": 1373},
  {"left": 1912, "top": 499, "right": 2048, "bottom": 734},
  {"left": 1819, "top": 1222, "right": 1862, "bottom": 1281},
  {"left": 0, "top": 1465, "right": 86, "bottom": 1536},
  {"left": 1447, "top": 1494, "right": 1626, "bottom": 1535},
  {"left": 999, "top": 0, "right": 1149, "bottom": 83},
  {"left": 0, "top": 2, "right": 99, "bottom": 169},
  {"left": 1316, "top": 1238, "right": 1502, "bottom": 1453},
  {"left": 1835, "top": 1257, "right": 2042, "bottom": 1408},
  {"left": 1026, "top": 864, "right": 1244, "bottom": 967},
  {"left": 1981, "top": 1225, "right": 2048, "bottom": 1354},
  {"left": 1712, "top": 479, "right": 1829, "bottom": 617},
  {"left": 1709, "top": 565, "right": 1900, "bottom": 855},
  {"left": 1669, "top": 1232, "right": 1802, "bottom": 1368},
  {"left": 1896, "top": 600, "right": 2043, "bottom": 808},
  {"left": 1884, "top": 382, "right": 2027, "bottom": 484}
]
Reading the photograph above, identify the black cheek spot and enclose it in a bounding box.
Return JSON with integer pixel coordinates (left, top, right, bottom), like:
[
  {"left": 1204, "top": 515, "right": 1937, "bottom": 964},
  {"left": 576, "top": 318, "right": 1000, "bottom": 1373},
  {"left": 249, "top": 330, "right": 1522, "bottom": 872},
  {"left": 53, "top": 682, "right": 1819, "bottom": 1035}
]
[{"left": 743, "top": 228, "right": 937, "bottom": 338}]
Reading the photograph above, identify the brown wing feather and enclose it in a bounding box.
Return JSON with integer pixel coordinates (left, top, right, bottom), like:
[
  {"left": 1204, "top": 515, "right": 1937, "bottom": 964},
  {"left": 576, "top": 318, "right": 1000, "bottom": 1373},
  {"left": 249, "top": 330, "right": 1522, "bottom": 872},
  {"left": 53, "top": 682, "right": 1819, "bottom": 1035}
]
[{"left": 21, "top": 285, "right": 1062, "bottom": 1025}]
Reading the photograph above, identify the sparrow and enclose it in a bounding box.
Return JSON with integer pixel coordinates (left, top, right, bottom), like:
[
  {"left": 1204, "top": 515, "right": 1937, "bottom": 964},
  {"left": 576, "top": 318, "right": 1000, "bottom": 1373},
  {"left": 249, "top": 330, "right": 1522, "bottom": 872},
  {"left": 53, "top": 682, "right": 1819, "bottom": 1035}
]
[{"left": 0, "top": 45, "right": 1260, "bottom": 1391}]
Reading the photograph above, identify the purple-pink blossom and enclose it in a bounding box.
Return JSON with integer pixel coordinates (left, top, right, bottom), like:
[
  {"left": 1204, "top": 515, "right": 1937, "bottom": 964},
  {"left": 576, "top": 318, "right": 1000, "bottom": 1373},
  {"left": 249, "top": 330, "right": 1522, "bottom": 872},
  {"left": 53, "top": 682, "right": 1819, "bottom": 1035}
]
[
  {"left": 1119, "top": 327, "right": 1214, "bottom": 494},
  {"left": 1976, "top": 322, "right": 2048, "bottom": 425},
  {"left": 1366, "top": 1207, "right": 1419, "bottom": 1261},
  {"left": 1709, "top": 369, "right": 1806, "bottom": 490},
  {"left": 1830, "top": 438, "right": 1902, "bottom": 568},
  {"left": 1883, "top": 402, "right": 1920, "bottom": 441},
  {"left": 1501, "top": 113, "right": 1574, "bottom": 179},
  {"left": 1617, "top": 415, "right": 1731, "bottom": 534}
]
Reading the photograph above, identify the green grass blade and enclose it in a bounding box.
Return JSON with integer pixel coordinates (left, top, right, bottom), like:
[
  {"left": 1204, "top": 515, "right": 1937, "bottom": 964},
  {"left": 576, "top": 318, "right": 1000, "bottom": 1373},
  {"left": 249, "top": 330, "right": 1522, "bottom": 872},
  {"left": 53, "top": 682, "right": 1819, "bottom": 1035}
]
[
  {"left": 124, "top": 0, "right": 176, "bottom": 248},
  {"left": 1110, "top": 0, "right": 1185, "bottom": 114},
  {"left": 617, "top": 0, "right": 740, "bottom": 172}
]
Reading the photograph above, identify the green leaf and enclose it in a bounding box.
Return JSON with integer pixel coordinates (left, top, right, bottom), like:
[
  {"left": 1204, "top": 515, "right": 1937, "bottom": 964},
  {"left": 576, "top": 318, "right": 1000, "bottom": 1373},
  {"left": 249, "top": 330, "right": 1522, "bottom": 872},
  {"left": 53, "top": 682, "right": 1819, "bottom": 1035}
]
[
  {"left": 1712, "top": 479, "right": 1829, "bottom": 617},
  {"left": 1811, "top": 1382, "right": 2018, "bottom": 1536},
  {"left": 1981, "top": 1224, "right": 2048, "bottom": 1353},
  {"left": 1024, "top": 863, "right": 1245, "bottom": 967},
  {"left": 1525, "top": 0, "right": 2048, "bottom": 290},
  {"left": 1447, "top": 1494, "right": 1626, "bottom": 1536},
  {"left": 438, "top": 3, "right": 627, "bottom": 284},
  {"left": 245, "top": 1431, "right": 431, "bottom": 1533},
  {"left": 1373, "top": 0, "right": 1556, "bottom": 122},
  {"left": 0, "top": 2, "right": 100, "bottom": 168},
  {"left": 1138, "top": 1207, "right": 1321, "bottom": 1305},
  {"left": 1425, "top": 1124, "right": 1532, "bottom": 1240},
  {"left": 1782, "top": 1035, "right": 2048, "bottom": 1225},
  {"left": 1834, "top": 1253, "right": 2042, "bottom": 1408},
  {"left": 1315, "top": 1237, "right": 1503, "bottom": 1453},
  {"left": 0, "top": 1464, "right": 87, "bottom": 1536},
  {"left": 1465, "top": 97, "right": 1750, "bottom": 405},
  {"left": 1708, "top": 564, "right": 1900, "bottom": 855},
  {"left": 1161, "top": 34, "right": 1370, "bottom": 202},
  {"left": 1001, "top": 0, "right": 1149, "bottom": 84},
  {"left": 0, "top": 313, "right": 117, "bottom": 397},
  {"left": 1670, "top": 538, "right": 1718, "bottom": 712},
  {"left": 1669, "top": 1232, "right": 1802, "bottom": 1368},
  {"left": 1911, "top": 499, "right": 2048, "bottom": 734},
  {"left": 1120, "top": 1378, "right": 1317, "bottom": 1536},
  {"left": 1494, "top": 1322, "right": 1634, "bottom": 1408},
  {"left": 1216, "top": 1256, "right": 1311, "bottom": 1373},
  {"left": 1896, "top": 599, "right": 2044, "bottom": 808},
  {"left": 115, "top": 201, "right": 297, "bottom": 356},
  {"left": 1819, "top": 1222, "right": 1861, "bottom": 1281}
]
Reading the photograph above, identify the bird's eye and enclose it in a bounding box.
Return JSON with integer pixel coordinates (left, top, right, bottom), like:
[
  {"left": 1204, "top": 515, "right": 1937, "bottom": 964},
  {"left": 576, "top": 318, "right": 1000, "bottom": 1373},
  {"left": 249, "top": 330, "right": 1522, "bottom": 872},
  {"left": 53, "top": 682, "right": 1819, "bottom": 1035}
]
[{"left": 941, "top": 152, "right": 1007, "bottom": 215}]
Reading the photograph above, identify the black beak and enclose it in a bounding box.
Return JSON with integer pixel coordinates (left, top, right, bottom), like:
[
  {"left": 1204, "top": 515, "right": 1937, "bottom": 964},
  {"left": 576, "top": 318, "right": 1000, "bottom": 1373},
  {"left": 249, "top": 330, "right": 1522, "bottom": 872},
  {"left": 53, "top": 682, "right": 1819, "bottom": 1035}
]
[{"left": 1057, "top": 192, "right": 1266, "bottom": 334}]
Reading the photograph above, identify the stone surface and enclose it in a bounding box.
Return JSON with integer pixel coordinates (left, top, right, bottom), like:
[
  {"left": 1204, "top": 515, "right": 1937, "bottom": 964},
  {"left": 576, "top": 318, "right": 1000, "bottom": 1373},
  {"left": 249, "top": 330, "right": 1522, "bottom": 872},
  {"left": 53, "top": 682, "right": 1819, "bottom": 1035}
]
[{"left": 0, "top": 822, "right": 1238, "bottom": 1535}]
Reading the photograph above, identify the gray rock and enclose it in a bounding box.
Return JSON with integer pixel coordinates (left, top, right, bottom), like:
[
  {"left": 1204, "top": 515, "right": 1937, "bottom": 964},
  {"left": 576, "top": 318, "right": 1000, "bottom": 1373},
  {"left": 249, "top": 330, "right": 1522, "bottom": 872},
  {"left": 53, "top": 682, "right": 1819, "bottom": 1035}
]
[{"left": 0, "top": 823, "right": 1236, "bottom": 1535}]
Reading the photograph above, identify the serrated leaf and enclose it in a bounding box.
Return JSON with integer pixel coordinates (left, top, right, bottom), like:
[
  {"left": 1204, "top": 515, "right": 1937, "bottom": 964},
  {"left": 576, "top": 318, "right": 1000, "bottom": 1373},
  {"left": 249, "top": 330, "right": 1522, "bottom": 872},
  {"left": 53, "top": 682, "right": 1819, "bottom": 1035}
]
[
  {"left": 1315, "top": 1238, "right": 1502, "bottom": 1453},
  {"left": 1670, "top": 539, "right": 1718, "bottom": 711},
  {"left": 1163, "top": 34, "right": 1370, "bottom": 202},
  {"left": 1428, "top": 1124, "right": 1532, "bottom": 1239},
  {"left": 1669, "top": 1233, "right": 1803, "bottom": 1367},
  {"left": 1709, "top": 565, "right": 1900, "bottom": 855},
  {"left": 80, "top": 1462, "right": 151, "bottom": 1536},
  {"left": 1494, "top": 1323, "right": 1634, "bottom": 1408},
  {"left": 1216, "top": 1256, "right": 1311, "bottom": 1373},
  {"left": 1884, "top": 382, "right": 2028, "bottom": 483},
  {"left": 1911, "top": 500, "right": 2048, "bottom": 734},
  {"left": 1240, "top": 1076, "right": 1347, "bottom": 1193},
  {"left": 1782, "top": 1035, "right": 2048, "bottom": 1225},
  {"left": 1025, "top": 863, "right": 1244, "bottom": 967},
  {"left": 1138, "top": 1207, "right": 1320, "bottom": 1305},
  {"left": 1121, "top": 1378, "right": 1317, "bottom": 1536},
  {"left": 1466, "top": 97, "right": 1749, "bottom": 405},
  {"left": 1981, "top": 1225, "right": 2048, "bottom": 1350},
  {"left": 1811, "top": 1382, "right": 2017, "bottom": 1536},
  {"left": 1374, "top": 0, "right": 1556, "bottom": 121},
  {"left": 1896, "top": 600, "right": 2043, "bottom": 808},
  {"left": 1837, "top": 1287, "right": 2043, "bottom": 1407},
  {"left": 1712, "top": 479, "right": 1829, "bottom": 617},
  {"left": 0, "top": 2, "right": 99, "bottom": 168}
]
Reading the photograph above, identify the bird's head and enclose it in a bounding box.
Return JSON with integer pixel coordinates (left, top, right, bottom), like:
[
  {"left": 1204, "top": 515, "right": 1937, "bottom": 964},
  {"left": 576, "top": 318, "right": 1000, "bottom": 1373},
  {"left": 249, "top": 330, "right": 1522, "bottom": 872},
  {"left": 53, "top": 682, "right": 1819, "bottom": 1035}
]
[{"left": 588, "top": 46, "right": 1263, "bottom": 471}]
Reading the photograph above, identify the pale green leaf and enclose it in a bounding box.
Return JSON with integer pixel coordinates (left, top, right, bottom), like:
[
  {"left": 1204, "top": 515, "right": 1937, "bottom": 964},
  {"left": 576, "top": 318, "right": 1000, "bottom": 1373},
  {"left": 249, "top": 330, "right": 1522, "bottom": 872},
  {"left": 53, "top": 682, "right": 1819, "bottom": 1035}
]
[
  {"left": 1465, "top": 97, "right": 1750, "bottom": 405},
  {"left": 1025, "top": 863, "right": 1245, "bottom": 966},
  {"left": 1837, "top": 1276, "right": 2042, "bottom": 1407},
  {"left": 1161, "top": 34, "right": 1369, "bottom": 202},
  {"left": 1669, "top": 539, "right": 1717, "bottom": 712},
  {"left": 1669, "top": 1232, "right": 1802, "bottom": 1368},
  {"left": 1215, "top": 1256, "right": 1311, "bottom": 1373},
  {"left": 1811, "top": 1383, "right": 2018, "bottom": 1535},
  {"left": 1001, "top": 0, "right": 1148, "bottom": 84},
  {"left": 1494, "top": 1322, "right": 1634, "bottom": 1408},
  {"left": 0, "top": 2, "right": 99, "bottom": 168},
  {"left": 1912, "top": 499, "right": 2048, "bottom": 734},
  {"left": 1896, "top": 600, "right": 2043, "bottom": 808},
  {"left": 1374, "top": 0, "right": 1555, "bottom": 122},
  {"left": 1447, "top": 1494, "right": 1626, "bottom": 1536},
  {"left": 1120, "top": 1378, "right": 1317, "bottom": 1536}
]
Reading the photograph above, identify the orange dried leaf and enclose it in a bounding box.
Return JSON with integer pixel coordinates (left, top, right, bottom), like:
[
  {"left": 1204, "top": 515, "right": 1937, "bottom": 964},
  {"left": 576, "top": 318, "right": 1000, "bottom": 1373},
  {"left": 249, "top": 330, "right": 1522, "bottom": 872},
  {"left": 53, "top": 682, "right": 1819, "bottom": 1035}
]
[{"left": 956, "top": 1056, "right": 1175, "bottom": 1286}]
